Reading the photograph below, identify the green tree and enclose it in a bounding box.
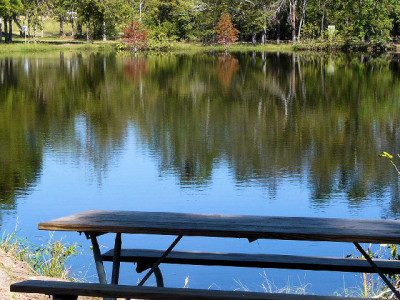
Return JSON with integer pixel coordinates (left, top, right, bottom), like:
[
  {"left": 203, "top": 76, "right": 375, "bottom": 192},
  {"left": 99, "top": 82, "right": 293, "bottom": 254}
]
[
  {"left": 0, "top": 0, "right": 23, "bottom": 42},
  {"left": 76, "top": 0, "right": 102, "bottom": 42},
  {"left": 22, "top": 0, "right": 48, "bottom": 39},
  {"left": 50, "top": 0, "right": 74, "bottom": 36},
  {"left": 142, "top": 0, "right": 198, "bottom": 41},
  {"left": 0, "top": 0, "right": 11, "bottom": 43}
]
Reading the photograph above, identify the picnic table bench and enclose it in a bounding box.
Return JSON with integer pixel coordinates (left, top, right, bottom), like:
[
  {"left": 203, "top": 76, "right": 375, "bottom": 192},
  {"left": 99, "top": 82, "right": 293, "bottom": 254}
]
[{"left": 10, "top": 210, "right": 400, "bottom": 299}]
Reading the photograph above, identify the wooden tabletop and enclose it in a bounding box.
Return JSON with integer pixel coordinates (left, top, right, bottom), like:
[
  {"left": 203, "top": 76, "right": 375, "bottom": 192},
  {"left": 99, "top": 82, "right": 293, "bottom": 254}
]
[{"left": 38, "top": 210, "right": 400, "bottom": 244}]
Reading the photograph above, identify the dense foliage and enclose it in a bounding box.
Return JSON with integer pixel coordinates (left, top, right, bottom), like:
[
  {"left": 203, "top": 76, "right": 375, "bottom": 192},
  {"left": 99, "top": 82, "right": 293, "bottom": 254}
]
[{"left": 0, "top": 0, "right": 399, "bottom": 44}]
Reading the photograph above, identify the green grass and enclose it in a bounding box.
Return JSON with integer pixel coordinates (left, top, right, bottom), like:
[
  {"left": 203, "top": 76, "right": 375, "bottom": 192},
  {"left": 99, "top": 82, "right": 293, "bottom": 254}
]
[
  {"left": 0, "top": 230, "right": 80, "bottom": 280},
  {"left": 294, "top": 40, "right": 395, "bottom": 52},
  {"left": 0, "top": 40, "right": 116, "bottom": 54},
  {"left": 10, "top": 17, "right": 75, "bottom": 38},
  {"left": 116, "top": 40, "right": 294, "bottom": 54},
  {"left": 0, "top": 17, "right": 116, "bottom": 54},
  {"left": 163, "top": 42, "right": 295, "bottom": 53},
  {"left": 0, "top": 38, "right": 293, "bottom": 55}
]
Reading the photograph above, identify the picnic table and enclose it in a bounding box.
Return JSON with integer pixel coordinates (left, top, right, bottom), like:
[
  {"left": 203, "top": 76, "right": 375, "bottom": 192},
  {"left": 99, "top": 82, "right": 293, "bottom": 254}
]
[{"left": 10, "top": 210, "right": 400, "bottom": 299}]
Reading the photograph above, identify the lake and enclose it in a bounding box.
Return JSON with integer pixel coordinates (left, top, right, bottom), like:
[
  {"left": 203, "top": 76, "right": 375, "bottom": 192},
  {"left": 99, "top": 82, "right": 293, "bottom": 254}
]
[{"left": 1, "top": 51, "right": 400, "bottom": 296}]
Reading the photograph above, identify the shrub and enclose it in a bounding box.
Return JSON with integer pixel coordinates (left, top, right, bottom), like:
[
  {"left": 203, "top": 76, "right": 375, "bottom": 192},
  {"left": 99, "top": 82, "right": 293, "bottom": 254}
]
[{"left": 123, "top": 21, "right": 149, "bottom": 52}]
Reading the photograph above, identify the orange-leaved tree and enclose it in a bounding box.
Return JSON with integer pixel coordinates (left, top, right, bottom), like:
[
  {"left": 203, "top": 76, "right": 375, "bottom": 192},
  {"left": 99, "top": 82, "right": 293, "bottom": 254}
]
[
  {"left": 123, "top": 21, "right": 149, "bottom": 53},
  {"left": 214, "top": 13, "right": 239, "bottom": 54}
]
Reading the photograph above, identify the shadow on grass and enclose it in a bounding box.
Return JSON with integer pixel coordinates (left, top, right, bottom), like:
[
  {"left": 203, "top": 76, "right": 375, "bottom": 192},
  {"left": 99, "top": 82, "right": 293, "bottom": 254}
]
[{"left": 3, "top": 39, "right": 86, "bottom": 45}]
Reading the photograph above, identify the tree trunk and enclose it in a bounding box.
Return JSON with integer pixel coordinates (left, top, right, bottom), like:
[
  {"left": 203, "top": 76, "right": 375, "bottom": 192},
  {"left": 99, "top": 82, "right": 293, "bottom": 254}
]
[
  {"left": 262, "top": 4, "right": 267, "bottom": 45},
  {"left": 14, "top": 16, "right": 23, "bottom": 37},
  {"left": 103, "top": 21, "right": 106, "bottom": 41},
  {"left": 60, "top": 18, "right": 64, "bottom": 36},
  {"left": 86, "top": 18, "right": 93, "bottom": 43},
  {"left": 276, "top": 19, "right": 280, "bottom": 44},
  {"left": 291, "top": 1, "right": 297, "bottom": 43},
  {"left": 298, "top": 0, "right": 307, "bottom": 41},
  {"left": 139, "top": 0, "right": 143, "bottom": 22},
  {"left": 8, "top": 18, "right": 12, "bottom": 42},
  {"left": 0, "top": 19, "right": 2, "bottom": 43},
  {"left": 4, "top": 17, "right": 8, "bottom": 43},
  {"left": 28, "top": 18, "right": 31, "bottom": 41},
  {"left": 252, "top": 27, "right": 256, "bottom": 46},
  {"left": 77, "top": 22, "right": 82, "bottom": 37},
  {"left": 261, "top": 27, "right": 266, "bottom": 45},
  {"left": 320, "top": 0, "right": 326, "bottom": 37},
  {"left": 86, "top": 20, "right": 90, "bottom": 42},
  {"left": 71, "top": 18, "right": 74, "bottom": 38},
  {"left": 41, "top": 17, "right": 44, "bottom": 37}
]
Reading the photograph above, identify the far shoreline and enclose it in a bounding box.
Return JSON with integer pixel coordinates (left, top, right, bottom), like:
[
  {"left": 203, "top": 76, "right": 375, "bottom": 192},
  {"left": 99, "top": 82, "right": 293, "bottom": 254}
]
[{"left": 1, "top": 38, "right": 399, "bottom": 55}]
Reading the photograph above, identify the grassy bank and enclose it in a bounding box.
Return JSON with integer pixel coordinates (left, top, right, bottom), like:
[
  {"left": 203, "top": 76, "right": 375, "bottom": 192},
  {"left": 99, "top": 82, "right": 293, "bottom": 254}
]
[
  {"left": 163, "top": 42, "right": 295, "bottom": 53},
  {"left": 0, "top": 231, "right": 79, "bottom": 280},
  {"left": 0, "top": 38, "right": 295, "bottom": 54},
  {"left": 2, "top": 39, "right": 398, "bottom": 55},
  {"left": 294, "top": 40, "right": 396, "bottom": 52},
  {"left": 0, "top": 40, "right": 116, "bottom": 54}
]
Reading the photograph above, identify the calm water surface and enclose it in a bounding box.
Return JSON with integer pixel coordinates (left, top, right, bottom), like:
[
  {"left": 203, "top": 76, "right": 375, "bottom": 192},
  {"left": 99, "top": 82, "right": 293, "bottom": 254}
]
[{"left": 1, "top": 51, "right": 400, "bottom": 295}]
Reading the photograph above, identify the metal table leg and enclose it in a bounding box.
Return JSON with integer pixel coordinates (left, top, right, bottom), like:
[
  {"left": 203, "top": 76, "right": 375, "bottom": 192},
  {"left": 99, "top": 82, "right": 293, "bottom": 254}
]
[
  {"left": 86, "top": 233, "right": 112, "bottom": 300},
  {"left": 88, "top": 233, "right": 108, "bottom": 284},
  {"left": 111, "top": 233, "right": 122, "bottom": 285},
  {"left": 354, "top": 242, "right": 400, "bottom": 299},
  {"left": 138, "top": 235, "right": 183, "bottom": 286}
]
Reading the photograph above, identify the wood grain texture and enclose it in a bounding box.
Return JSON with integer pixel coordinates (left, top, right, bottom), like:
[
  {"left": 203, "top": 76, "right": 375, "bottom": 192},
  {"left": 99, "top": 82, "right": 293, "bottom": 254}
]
[
  {"left": 101, "top": 248, "right": 400, "bottom": 274},
  {"left": 38, "top": 210, "right": 400, "bottom": 243},
  {"left": 10, "top": 280, "right": 375, "bottom": 300}
]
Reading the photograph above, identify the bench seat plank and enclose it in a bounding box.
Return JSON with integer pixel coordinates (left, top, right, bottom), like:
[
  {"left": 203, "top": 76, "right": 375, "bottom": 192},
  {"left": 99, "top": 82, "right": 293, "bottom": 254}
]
[
  {"left": 38, "top": 210, "right": 400, "bottom": 244},
  {"left": 10, "top": 280, "right": 375, "bottom": 300},
  {"left": 102, "top": 248, "right": 400, "bottom": 274}
]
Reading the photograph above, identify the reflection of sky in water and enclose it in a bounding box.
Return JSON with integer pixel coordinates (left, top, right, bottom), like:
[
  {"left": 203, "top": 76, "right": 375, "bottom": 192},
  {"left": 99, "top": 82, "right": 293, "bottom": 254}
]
[
  {"left": 1, "top": 52, "right": 400, "bottom": 296},
  {"left": 2, "top": 124, "right": 390, "bottom": 295}
]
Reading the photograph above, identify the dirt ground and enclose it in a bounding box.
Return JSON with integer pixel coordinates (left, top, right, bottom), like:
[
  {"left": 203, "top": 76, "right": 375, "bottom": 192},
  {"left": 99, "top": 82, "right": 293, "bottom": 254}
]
[{"left": 0, "top": 249, "right": 94, "bottom": 300}]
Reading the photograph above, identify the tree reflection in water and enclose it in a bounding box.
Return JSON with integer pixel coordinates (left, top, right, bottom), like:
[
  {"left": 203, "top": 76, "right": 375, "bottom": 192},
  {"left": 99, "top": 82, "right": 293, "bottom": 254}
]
[{"left": 1, "top": 52, "right": 400, "bottom": 216}]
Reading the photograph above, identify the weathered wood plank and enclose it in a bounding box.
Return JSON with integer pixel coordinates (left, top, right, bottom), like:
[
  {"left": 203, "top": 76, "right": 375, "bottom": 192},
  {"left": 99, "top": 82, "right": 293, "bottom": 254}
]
[
  {"left": 38, "top": 210, "right": 400, "bottom": 243},
  {"left": 10, "top": 280, "right": 375, "bottom": 300},
  {"left": 101, "top": 248, "right": 400, "bottom": 274}
]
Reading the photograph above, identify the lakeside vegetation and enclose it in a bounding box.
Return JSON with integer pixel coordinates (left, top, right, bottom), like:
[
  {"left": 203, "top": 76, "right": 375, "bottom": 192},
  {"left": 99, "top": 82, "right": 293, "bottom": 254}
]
[
  {"left": 0, "top": 38, "right": 298, "bottom": 55},
  {"left": 0, "top": 230, "right": 79, "bottom": 280},
  {"left": 0, "top": 40, "right": 115, "bottom": 54},
  {"left": 1, "top": 40, "right": 398, "bottom": 55},
  {"left": 0, "top": 1, "right": 399, "bottom": 52}
]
